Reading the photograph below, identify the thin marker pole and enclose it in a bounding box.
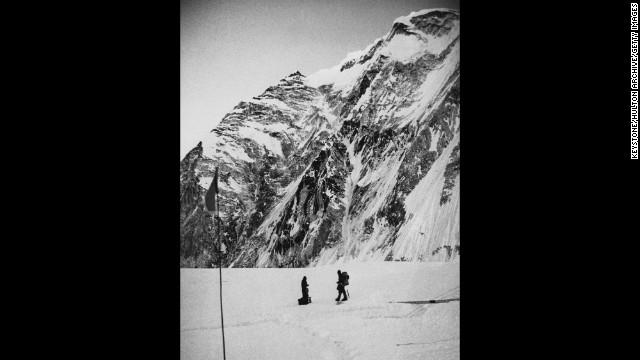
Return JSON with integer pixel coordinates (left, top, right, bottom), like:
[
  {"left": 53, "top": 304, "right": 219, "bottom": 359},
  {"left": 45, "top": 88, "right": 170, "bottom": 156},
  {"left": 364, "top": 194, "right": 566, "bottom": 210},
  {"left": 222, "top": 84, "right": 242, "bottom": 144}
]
[
  {"left": 217, "top": 214, "right": 226, "bottom": 360},
  {"left": 205, "top": 167, "right": 225, "bottom": 359}
]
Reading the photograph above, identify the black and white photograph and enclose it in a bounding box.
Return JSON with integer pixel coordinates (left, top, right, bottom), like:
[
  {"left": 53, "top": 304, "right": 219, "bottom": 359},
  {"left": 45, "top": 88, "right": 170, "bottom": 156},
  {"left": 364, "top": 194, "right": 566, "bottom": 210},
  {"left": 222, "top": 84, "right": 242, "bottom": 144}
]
[
  {"left": 14, "top": 1, "right": 639, "bottom": 359},
  {"left": 181, "top": 0, "right": 460, "bottom": 359}
]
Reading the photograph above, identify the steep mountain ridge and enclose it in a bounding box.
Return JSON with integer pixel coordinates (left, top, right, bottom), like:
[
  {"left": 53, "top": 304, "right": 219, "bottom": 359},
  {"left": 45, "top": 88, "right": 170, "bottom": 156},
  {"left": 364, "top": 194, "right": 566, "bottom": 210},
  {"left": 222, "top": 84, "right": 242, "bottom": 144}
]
[{"left": 180, "top": 9, "right": 460, "bottom": 268}]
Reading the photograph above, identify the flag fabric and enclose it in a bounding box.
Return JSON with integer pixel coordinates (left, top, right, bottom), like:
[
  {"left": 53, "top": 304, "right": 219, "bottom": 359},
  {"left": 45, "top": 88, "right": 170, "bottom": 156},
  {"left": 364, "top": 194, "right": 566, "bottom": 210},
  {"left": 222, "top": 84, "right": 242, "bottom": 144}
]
[{"left": 205, "top": 166, "right": 219, "bottom": 216}]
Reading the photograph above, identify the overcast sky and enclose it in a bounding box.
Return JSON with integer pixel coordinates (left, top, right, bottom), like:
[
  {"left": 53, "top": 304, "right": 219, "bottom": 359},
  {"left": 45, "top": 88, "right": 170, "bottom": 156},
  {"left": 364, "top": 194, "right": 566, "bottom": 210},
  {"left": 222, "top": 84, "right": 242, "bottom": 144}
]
[{"left": 180, "top": 0, "right": 459, "bottom": 159}]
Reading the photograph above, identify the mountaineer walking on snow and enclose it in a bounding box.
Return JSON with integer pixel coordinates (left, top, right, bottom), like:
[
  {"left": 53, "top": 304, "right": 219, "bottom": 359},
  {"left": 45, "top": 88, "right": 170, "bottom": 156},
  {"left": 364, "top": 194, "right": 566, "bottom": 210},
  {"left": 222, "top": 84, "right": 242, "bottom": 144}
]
[{"left": 335, "top": 270, "right": 349, "bottom": 301}]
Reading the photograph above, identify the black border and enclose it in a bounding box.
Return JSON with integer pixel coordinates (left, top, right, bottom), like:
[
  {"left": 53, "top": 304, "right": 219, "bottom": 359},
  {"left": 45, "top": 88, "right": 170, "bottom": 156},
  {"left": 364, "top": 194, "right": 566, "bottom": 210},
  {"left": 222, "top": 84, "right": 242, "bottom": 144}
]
[{"left": 461, "top": 2, "right": 636, "bottom": 357}]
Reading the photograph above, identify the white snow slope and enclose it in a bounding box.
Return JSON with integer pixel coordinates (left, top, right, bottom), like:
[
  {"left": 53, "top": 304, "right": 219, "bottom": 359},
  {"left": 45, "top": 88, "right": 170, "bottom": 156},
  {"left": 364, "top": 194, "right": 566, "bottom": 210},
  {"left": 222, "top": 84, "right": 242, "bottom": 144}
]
[{"left": 181, "top": 260, "right": 459, "bottom": 359}]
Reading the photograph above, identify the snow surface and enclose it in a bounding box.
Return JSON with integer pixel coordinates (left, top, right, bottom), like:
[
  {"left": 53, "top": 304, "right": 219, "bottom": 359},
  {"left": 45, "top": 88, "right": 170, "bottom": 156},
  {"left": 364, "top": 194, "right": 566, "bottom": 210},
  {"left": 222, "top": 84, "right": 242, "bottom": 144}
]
[
  {"left": 339, "top": 40, "right": 381, "bottom": 68},
  {"left": 337, "top": 144, "right": 406, "bottom": 261},
  {"left": 394, "top": 134, "right": 460, "bottom": 261},
  {"left": 394, "top": 41, "right": 460, "bottom": 129},
  {"left": 307, "top": 8, "right": 459, "bottom": 93},
  {"left": 226, "top": 176, "right": 244, "bottom": 193},
  {"left": 238, "top": 125, "right": 284, "bottom": 157},
  {"left": 181, "top": 260, "right": 459, "bottom": 360},
  {"left": 254, "top": 97, "right": 296, "bottom": 112},
  {"left": 380, "top": 35, "right": 426, "bottom": 63},
  {"left": 307, "top": 62, "right": 368, "bottom": 93},
  {"left": 201, "top": 133, "right": 255, "bottom": 164}
]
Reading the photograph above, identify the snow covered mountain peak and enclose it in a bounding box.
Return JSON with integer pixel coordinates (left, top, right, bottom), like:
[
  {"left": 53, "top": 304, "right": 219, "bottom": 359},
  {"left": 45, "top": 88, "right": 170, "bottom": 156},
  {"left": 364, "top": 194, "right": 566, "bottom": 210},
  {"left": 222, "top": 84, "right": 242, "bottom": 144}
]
[
  {"left": 307, "top": 8, "right": 458, "bottom": 97},
  {"left": 388, "top": 8, "right": 459, "bottom": 54},
  {"left": 285, "top": 70, "right": 305, "bottom": 79},
  {"left": 181, "top": 8, "right": 460, "bottom": 268},
  {"left": 393, "top": 8, "right": 459, "bottom": 29}
]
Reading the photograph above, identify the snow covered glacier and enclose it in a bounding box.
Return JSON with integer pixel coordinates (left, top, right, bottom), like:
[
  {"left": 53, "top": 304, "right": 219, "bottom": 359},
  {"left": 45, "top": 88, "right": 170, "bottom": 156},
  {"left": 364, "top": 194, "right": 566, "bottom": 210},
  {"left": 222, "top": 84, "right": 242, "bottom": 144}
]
[
  {"left": 180, "top": 9, "right": 460, "bottom": 268},
  {"left": 181, "top": 260, "right": 460, "bottom": 360}
]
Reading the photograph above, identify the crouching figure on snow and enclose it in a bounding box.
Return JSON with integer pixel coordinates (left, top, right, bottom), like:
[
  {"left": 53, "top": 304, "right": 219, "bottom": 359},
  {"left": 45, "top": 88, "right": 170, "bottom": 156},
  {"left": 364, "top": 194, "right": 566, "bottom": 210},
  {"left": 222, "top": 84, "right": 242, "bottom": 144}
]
[{"left": 298, "top": 276, "right": 311, "bottom": 305}]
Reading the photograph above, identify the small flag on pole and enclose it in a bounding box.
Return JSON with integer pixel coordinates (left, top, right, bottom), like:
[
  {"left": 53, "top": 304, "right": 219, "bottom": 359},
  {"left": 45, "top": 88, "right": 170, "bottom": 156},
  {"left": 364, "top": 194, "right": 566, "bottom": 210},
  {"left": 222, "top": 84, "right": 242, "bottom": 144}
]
[{"left": 205, "top": 166, "right": 219, "bottom": 217}]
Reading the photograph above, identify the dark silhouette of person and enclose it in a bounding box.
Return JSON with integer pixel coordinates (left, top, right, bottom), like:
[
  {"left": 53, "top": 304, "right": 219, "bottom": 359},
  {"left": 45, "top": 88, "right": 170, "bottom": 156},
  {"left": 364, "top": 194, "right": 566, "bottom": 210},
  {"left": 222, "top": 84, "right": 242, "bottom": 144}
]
[
  {"left": 336, "top": 270, "right": 348, "bottom": 301},
  {"left": 301, "top": 276, "right": 309, "bottom": 301}
]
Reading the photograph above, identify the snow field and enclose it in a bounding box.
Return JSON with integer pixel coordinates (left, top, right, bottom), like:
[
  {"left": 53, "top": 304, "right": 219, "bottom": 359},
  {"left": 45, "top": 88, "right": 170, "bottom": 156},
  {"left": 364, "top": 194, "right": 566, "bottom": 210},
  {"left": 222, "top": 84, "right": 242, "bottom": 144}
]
[
  {"left": 381, "top": 35, "right": 427, "bottom": 63},
  {"left": 181, "top": 260, "right": 459, "bottom": 360},
  {"left": 394, "top": 41, "right": 460, "bottom": 129},
  {"left": 394, "top": 133, "right": 460, "bottom": 261},
  {"left": 237, "top": 125, "right": 284, "bottom": 157}
]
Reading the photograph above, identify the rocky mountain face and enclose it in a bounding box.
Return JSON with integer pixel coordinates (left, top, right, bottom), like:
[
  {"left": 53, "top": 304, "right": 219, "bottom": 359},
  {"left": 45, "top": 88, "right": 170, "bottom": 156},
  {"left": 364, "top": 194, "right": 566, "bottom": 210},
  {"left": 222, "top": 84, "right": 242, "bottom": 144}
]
[{"left": 180, "top": 9, "right": 460, "bottom": 268}]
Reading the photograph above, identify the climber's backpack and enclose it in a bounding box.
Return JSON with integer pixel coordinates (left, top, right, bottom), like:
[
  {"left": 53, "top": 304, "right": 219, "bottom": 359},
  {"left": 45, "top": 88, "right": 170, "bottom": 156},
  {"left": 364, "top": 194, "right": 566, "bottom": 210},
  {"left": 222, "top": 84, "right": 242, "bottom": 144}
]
[{"left": 342, "top": 272, "right": 349, "bottom": 286}]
